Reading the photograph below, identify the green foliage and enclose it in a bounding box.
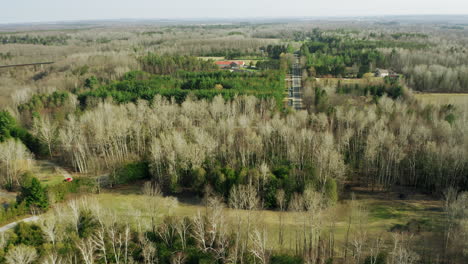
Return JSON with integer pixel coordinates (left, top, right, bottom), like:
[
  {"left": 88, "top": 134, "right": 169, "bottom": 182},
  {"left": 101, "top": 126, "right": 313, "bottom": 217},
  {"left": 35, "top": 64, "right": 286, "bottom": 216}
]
[
  {"left": 0, "top": 34, "right": 70, "bottom": 45},
  {"left": 113, "top": 162, "right": 150, "bottom": 185},
  {"left": 270, "top": 254, "right": 304, "bottom": 264},
  {"left": 314, "top": 86, "right": 328, "bottom": 110},
  {"left": 256, "top": 59, "right": 280, "bottom": 70},
  {"left": 0, "top": 51, "right": 13, "bottom": 60},
  {"left": 200, "top": 49, "right": 256, "bottom": 59},
  {"left": 17, "top": 174, "right": 49, "bottom": 210},
  {"left": 441, "top": 25, "right": 464, "bottom": 30},
  {"left": 12, "top": 222, "right": 45, "bottom": 247},
  {"left": 79, "top": 70, "right": 285, "bottom": 108},
  {"left": 263, "top": 176, "right": 279, "bottom": 208},
  {"left": 261, "top": 45, "right": 289, "bottom": 59},
  {"left": 18, "top": 91, "right": 70, "bottom": 114},
  {"left": 77, "top": 209, "right": 99, "bottom": 238},
  {"left": 72, "top": 65, "right": 89, "bottom": 76},
  {"left": 364, "top": 252, "right": 388, "bottom": 264},
  {"left": 0, "top": 110, "right": 46, "bottom": 155},
  {"left": 299, "top": 29, "right": 431, "bottom": 79},
  {"left": 47, "top": 177, "right": 97, "bottom": 203},
  {"left": 324, "top": 178, "right": 338, "bottom": 205},
  {"left": 84, "top": 76, "right": 98, "bottom": 89},
  {"left": 336, "top": 84, "right": 404, "bottom": 99},
  {"left": 0, "top": 202, "right": 29, "bottom": 226},
  {"left": 391, "top": 32, "right": 428, "bottom": 39},
  {"left": 299, "top": 31, "right": 401, "bottom": 77},
  {"left": 139, "top": 53, "right": 218, "bottom": 75},
  {"left": 445, "top": 113, "right": 456, "bottom": 125},
  {"left": 183, "top": 164, "right": 299, "bottom": 207},
  {"left": 189, "top": 167, "right": 206, "bottom": 190},
  {"left": 228, "top": 31, "right": 244, "bottom": 36},
  {"left": 0, "top": 110, "right": 16, "bottom": 142},
  {"left": 122, "top": 70, "right": 151, "bottom": 81}
]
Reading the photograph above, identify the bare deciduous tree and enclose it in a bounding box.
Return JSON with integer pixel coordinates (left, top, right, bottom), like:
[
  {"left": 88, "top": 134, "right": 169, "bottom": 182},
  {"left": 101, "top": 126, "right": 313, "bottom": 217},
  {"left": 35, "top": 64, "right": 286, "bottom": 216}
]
[
  {"left": 250, "top": 228, "right": 269, "bottom": 264},
  {"left": 76, "top": 238, "right": 97, "bottom": 264},
  {"left": 0, "top": 139, "right": 33, "bottom": 189},
  {"left": 5, "top": 245, "right": 38, "bottom": 264},
  {"left": 32, "top": 115, "right": 58, "bottom": 158}
]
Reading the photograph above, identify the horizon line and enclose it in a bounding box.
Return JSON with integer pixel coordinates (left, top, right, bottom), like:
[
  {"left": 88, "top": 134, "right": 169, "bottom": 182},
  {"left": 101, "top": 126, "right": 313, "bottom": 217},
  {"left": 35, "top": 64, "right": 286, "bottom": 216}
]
[{"left": 1, "top": 14, "right": 468, "bottom": 26}]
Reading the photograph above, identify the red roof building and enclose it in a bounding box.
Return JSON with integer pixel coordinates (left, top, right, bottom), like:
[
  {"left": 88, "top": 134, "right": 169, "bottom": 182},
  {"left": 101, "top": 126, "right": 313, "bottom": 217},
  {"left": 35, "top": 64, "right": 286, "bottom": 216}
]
[{"left": 215, "top": 61, "right": 245, "bottom": 69}]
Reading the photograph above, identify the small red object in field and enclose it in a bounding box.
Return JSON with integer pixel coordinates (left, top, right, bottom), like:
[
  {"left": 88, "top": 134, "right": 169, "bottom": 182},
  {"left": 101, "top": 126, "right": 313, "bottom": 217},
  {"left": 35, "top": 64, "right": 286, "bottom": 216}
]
[{"left": 65, "top": 178, "right": 73, "bottom": 182}]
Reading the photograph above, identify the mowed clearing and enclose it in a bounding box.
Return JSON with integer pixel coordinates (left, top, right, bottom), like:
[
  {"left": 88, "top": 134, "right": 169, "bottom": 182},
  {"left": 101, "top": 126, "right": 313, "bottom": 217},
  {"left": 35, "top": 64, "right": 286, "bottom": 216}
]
[
  {"left": 82, "top": 184, "right": 445, "bottom": 252},
  {"left": 415, "top": 93, "right": 468, "bottom": 107},
  {"left": 33, "top": 160, "right": 73, "bottom": 186},
  {"left": 315, "top": 77, "right": 385, "bottom": 86}
]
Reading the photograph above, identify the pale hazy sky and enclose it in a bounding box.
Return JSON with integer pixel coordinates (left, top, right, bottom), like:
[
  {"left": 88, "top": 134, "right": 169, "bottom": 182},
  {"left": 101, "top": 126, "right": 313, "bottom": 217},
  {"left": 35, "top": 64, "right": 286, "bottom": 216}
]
[{"left": 2, "top": 0, "right": 468, "bottom": 23}]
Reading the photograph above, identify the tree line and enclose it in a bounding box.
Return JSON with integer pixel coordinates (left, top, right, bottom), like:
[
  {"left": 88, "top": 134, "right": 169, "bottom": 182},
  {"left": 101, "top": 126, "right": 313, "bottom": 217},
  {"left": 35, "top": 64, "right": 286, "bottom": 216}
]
[
  {"left": 0, "top": 35, "right": 70, "bottom": 46},
  {"left": 20, "top": 94, "right": 463, "bottom": 203}
]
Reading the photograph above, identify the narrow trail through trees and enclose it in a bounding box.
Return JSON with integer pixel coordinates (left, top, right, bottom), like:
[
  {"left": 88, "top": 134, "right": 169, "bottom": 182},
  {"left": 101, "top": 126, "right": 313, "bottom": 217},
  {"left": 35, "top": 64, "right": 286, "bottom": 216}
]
[{"left": 0, "top": 215, "right": 39, "bottom": 233}]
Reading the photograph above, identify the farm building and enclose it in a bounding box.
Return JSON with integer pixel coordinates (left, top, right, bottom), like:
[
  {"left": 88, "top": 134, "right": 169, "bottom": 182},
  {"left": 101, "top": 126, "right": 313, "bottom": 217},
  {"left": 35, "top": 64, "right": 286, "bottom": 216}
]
[
  {"left": 375, "top": 68, "right": 390, "bottom": 77},
  {"left": 215, "top": 61, "right": 245, "bottom": 69}
]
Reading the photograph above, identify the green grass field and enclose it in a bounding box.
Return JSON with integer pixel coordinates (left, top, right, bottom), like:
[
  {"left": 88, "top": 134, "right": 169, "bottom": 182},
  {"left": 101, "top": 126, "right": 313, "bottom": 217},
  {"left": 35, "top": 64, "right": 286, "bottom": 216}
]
[
  {"left": 75, "top": 183, "right": 445, "bottom": 252},
  {"left": 315, "top": 77, "right": 385, "bottom": 87},
  {"left": 33, "top": 160, "right": 71, "bottom": 186},
  {"left": 415, "top": 93, "right": 468, "bottom": 107}
]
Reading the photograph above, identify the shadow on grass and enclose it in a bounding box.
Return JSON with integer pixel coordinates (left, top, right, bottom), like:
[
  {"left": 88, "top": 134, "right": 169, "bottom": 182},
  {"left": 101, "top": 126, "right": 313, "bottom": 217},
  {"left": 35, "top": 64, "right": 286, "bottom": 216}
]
[{"left": 370, "top": 205, "right": 404, "bottom": 220}]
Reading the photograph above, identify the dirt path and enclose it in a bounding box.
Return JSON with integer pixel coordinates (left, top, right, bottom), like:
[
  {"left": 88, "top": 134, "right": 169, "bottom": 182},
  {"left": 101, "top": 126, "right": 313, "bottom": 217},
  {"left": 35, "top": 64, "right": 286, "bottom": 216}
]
[
  {"left": 0, "top": 190, "right": 16, "bottom": 201},
  {"left": 0, "top": 215, "right": 40, "bottom": 233},
  {"left": 0, "top": 159, "right": 71, "bottom": 232}
]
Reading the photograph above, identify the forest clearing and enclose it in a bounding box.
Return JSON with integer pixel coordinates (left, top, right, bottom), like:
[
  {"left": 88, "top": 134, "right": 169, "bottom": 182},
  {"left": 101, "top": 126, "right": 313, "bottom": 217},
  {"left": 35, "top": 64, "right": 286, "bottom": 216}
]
[
  {"left": 414, "top": 93, "right": 468, "bottom": 106},
  {"left": 91, "top": 184, "right": 445, "bottom": 247}
]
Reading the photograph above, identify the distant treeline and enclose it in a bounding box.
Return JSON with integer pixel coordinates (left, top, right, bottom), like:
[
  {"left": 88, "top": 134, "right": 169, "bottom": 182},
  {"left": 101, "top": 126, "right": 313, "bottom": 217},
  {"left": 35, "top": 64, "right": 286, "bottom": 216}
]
[
  {"left": 0, "top": 52, "right": 13, "bottom": 60},
  {"left": 139, "top": 54, "right": 218, "bottom": 75},
  {"left": 0, "top": 34, "right": 70, "bottom": 45}
]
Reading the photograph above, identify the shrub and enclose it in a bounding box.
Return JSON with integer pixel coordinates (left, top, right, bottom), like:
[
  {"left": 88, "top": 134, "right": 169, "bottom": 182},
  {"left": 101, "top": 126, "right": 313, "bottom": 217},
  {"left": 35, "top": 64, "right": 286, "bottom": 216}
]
[
  {"left": 13, "top": 222, "right": 45, "bottom": 247},
  {"left": 0, "top": 110, "right": 16, "bottom": 142},
  {"left": 263, "top": 176, "right": 279, "bottom": 209},
  {"left": 113, "top": 162, "right": 150, "bottom": 185},
  {"left": 190, "top": 167, "right": 206, "bottom": 190},
  {"left": 17, "top": 174, "right": 49, "bottom": 210},
  {"left": 77, "top": 209, "right": 99, "bottom": 238},
  {"left": 270, "top": 254, "right": 304, "bottom": 264},
  {"left": 0, "top": 110, "right": 46, "bottom": 155},
  {"left": 324, "top": 178, "right": 338, "bottom": 205},
  {"left": 364, "top": 252, "right": 388, "bottom": 264},
  {"left": 84, "top": 76, "right": 98, "bottom": 89},
  {"left": 47, "top": 177, "right": 97, "bottom": 203},
  {"left": 0, "top": 202, "right": 29, "bottom": 226}
]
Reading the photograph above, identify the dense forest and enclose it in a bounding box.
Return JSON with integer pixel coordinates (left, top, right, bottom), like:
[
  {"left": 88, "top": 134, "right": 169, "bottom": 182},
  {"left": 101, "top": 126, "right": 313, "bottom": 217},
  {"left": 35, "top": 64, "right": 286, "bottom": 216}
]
[{"left": 78, "top": 67, "right": 285, "bottom": 106}]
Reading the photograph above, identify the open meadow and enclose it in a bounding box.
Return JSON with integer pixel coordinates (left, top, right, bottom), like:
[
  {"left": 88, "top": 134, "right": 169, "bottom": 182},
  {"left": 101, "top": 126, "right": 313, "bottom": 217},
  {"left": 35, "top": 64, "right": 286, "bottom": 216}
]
[
  {"left": 53, "top": 183, "right": 445, "bottom": 257},
  {"left": 414, "top": 93, "right": 468, "bottom": 106}
]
